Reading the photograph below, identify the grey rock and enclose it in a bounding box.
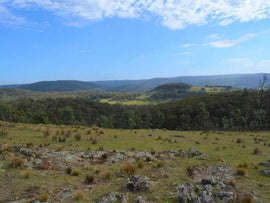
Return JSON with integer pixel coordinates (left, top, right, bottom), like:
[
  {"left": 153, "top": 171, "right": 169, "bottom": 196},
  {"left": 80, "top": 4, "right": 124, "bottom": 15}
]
[
  {"left": 188, "top": 147, "right": 201, "bottom": 156},
  {"left": 214, "top": 191, "right": 234, "bottom": 202},
  {"left": 262, "top": 169, "right": 270, "bottom": 176},
  {"left": 176, "top": 183, "right": 197, "bottom": 202},
  {"left": 126, "top": 176, "right": 152, "bottom": 192},
  {"left": 95, "top": 192, "right": 128, "bottom": 203},
  {"left": 201, "top": 178, "right": 217, "bottom": 186},
  {"left": 135, "top": 196, "right": 147, "bottom": 203}
]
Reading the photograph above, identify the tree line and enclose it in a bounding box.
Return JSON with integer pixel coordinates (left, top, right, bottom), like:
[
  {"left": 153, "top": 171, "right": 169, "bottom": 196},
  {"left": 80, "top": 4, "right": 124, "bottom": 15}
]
[{"left": 0, "top": 89, "right": 269, "bottom": 131}]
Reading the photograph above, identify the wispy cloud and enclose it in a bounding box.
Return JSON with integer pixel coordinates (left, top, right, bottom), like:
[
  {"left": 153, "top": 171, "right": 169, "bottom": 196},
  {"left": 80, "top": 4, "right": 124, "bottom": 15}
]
[
  {"left": 225, "top": 58, "right": 250, "bottom": 62},
  {"left": 181, "top": 43, "right": 198, "bottom": 48},
  {"left": 206, "top": 34, "right": 257, "bottom": 48},
  {"left": 1, "top": 0, "right": 270, "bottom": 29}
]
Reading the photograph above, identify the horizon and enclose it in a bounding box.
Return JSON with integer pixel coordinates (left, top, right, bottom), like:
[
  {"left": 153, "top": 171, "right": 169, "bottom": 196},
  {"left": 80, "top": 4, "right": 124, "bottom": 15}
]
[
  {"left": 1, "top": 1, "right": 270, "bottom": 84},
  {"left": 1, "top": 72, "right": 269, "bottom": 86}
]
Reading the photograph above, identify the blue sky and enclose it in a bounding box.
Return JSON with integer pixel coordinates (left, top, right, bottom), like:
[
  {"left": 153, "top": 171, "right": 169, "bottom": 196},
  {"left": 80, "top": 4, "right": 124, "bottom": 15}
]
[{"left": 1, "top": 0, "right": 270, "bottom": 84}]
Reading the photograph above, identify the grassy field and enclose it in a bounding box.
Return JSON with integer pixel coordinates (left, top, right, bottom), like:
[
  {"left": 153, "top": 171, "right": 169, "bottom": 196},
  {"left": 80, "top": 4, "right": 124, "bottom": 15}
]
[{"left": 0, "top": 122, "right": 269, "bottom": 202}]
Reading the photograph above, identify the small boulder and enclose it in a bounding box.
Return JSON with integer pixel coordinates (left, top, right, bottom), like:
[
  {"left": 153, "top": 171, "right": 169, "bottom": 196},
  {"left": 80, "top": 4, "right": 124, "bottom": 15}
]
[
  {"left": 95, "top": 192, "right": 128, "bottom": 203},
  {"left": 126, "top": 175, "right": 152, "bottom": 192}
]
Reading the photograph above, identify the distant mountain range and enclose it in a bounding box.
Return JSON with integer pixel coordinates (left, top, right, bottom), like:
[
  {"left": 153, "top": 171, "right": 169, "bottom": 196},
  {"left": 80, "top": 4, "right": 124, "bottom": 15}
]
[{"left": 1, "top": 73, "right": 269, "bottom": 92}]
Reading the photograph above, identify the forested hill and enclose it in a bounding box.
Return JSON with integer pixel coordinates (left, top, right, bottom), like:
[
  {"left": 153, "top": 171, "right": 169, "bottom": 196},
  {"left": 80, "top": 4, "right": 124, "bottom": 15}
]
[
  {"left": 1, "top": 73, "right": 269, "bottom": 92},
  {"left": 0, "top": 89, "right": 269, "bottom": 131}
]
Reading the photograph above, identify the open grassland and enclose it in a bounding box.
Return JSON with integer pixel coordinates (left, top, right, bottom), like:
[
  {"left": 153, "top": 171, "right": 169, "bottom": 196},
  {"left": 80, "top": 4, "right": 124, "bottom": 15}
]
[{"left": 0, "top": 121, "right": 269, "bottom": 202}]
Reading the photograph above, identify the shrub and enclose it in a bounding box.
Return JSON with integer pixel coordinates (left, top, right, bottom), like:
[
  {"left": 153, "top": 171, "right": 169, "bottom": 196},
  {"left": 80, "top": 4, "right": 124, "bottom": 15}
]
[
  {"left": 156, "top": 160, "right": 164, "bottom": 168},
  {"left": 40, "top": 193, "right": 48, "bottom": 202},
  {"left": 236, "top": 138, "right": 243, "bottom": 143},
  {"left": 121, "top": 162, "right": 136, "bottom": 175},
  {"left": 75, "top": 133, "right": 81, "bottom": 141},
  {"left": 73, "top": 190, "right": 83, "bottom": 201},
  {"left": 85, "top": 174, "right": 94, "bottom": 184},
  {"left": 237, "top": 168, "right": 247, "bottom": 176},
  {"left": 137, "top": 159, "right": 145, "bottom": 169},
  {"left": 10, "top": 156, "right": 25, "bottom": 168},
  {"left": 0, "top": 128, "right": 8, "bottom": 137},
  {"left": 52, "top": 135, "right": 57, "bottom": 141},
  {"left": 253, "top": 148, "right": 262, "bottom": 155},
  {"left": 71, "top": 168, "right": 81, "bottom": 176},
  {"left": 229, "top": 179, "right": 236, "bottom": 188}
]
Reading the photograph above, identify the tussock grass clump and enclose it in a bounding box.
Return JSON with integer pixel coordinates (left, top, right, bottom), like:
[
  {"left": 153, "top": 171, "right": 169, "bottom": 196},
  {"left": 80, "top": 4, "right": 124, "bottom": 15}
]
[
  {"left": 42, "top": 129, "right": 50, "bottom": 138},
  {"left": 10, "top": 156, "right": 25, "bottom": 168},
  {"left": 92, "top": 139, "right": 97, "bottom": 145},
  {"left": 40, "top": 160, "right": 51, "bottom": 170},
  {"left": 71, "top": 168, "right": 81, "bottom": 176},
  {"left": 253, "top": 148, "right": 262, "bottom": 155},
  {"left": 87, "top": 129, "right": 92, "bottom": 135},
  {"left": 121, "top": 162, "right": 137, "bottom": 175},
  {"left": 85, "top": 174, "right": 94, "bottom": 184},
  {"left": 240, "top": 195, "right": 254, "bottom": 203},
  {"left": 102, "top": 171, "right": 112, "bottom": 180},
  {"left": 137, "top": 159, "right": 145, "bottom": 169},
  {"left": 229, "top": 179, "right": 236, "bottom": 188},
  {"left": 156, "top": 160, "right": 164, "bottom": 168},
  {"left": 99, "top": 129, "right": 105, "bottom": 135},
  {"left": 238, "top": 163, "right": 248, "bottom": 168},
  {"left": 40, "top": 193, "right": 49, "bottom": 202},
  {"left": 21, "top": 169, "right": 31, "bottom": 179},
  {"left": 236, "top": 138, "right": 243, "bottom": 143},
  {"left": 75, "top": 133, "right": 81, "bottom": 141},
  {"left": 186, "top": 166, "right": 196, "bottom": 177},
  {"left": 0, "top": 128, "right": 8, "bottom": 137},
  {"left": 65, "top": 130, "right": 72, "bottom": 137},
  {"left": 66, "top": 166, "right": 72, "bottom": 175},
  {"left": 73, "top": 190, "right": 83, "bottom": 201},
  {"left": 237, "top": 168, "right": 247, "bottom": 176}
]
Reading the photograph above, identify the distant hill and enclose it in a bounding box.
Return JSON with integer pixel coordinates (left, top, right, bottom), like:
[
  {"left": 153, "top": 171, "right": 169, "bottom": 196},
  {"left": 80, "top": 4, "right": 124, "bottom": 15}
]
[
  {"left": 19, "top": 80, "right": 101, "bottom": 92},
  {"left": 1, "top": 73, "right": 269, "bottom": 92}
]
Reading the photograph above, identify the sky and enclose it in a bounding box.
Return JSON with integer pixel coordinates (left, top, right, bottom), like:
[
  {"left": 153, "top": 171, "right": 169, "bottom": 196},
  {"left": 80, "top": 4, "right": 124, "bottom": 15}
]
[{"left": 1, "top": 0, "right": 270, "bottom": 85}]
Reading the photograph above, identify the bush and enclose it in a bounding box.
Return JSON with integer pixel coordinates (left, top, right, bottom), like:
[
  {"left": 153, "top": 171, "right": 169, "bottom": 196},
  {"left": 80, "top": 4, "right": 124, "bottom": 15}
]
[
  {"left": 75, "top": 133, "right": 81, "bottom": 141},
  {"left": 65, "top": 130, "right": 72, "bottom": 137},
  {"left": 237, "top": 168, "right": 247, "bottom": 176},
  {"left": 253, "top": 148, "right": 262, "bottom": 155},
  {"left": 40, "top": 193, "right": 48, "bottom": 202},
  {"left": 137, "top": 159, "right": 145, "bottom": 169},
  {"left": 85, "top": 174, "right": 94, "bottom": 184},
  {"left": 73, "top": 190, "right": 83, "bottom": 200},
  {"left": 186, "top": 166, "right": 196, "bottom": 177},
  {"left": 121, "top": 162, "right": 136, "bottom": 175},
  {"left": 10, "top": 156, "right": 25, "bottom": 168},
  {"left": 71, "top": 168, "right": 81, "bottom": 176}
]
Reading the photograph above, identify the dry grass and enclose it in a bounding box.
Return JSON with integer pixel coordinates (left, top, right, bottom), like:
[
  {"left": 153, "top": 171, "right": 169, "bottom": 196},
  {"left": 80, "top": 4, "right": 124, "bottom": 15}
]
[{"left": 121, "top": 162, "right": 137, "bottom": 175}]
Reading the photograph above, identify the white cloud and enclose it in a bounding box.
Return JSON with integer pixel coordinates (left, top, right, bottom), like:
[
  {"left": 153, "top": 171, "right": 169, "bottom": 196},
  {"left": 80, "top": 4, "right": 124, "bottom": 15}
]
[
  {"left": 0, "top": 4, "right": 27, "bottom": 26},
  {"left": 181, "top": 43, "right": 198, "bottom": 48},
  {"left": 225, "top": 58, "right": 250, "bottom": 62},
  {"left": 1, "top": 0, "right": 270, "bottom": 29},
  {"left": 206, "top": 33, "right": 257, "bottom": 48}
]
